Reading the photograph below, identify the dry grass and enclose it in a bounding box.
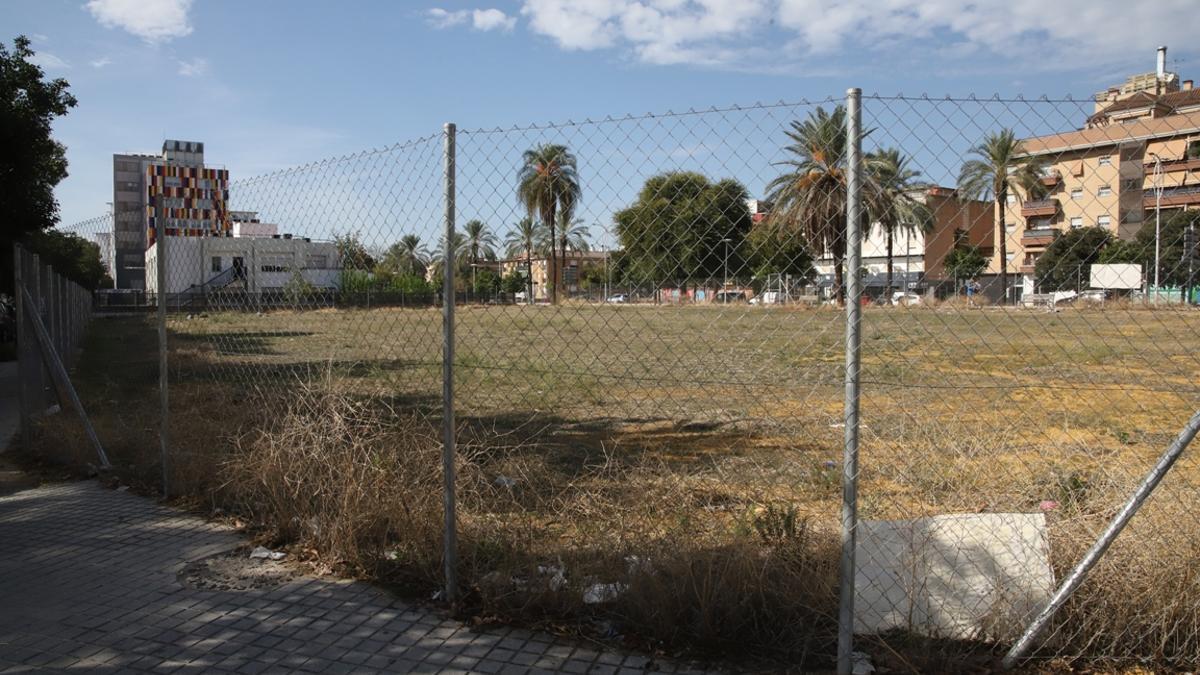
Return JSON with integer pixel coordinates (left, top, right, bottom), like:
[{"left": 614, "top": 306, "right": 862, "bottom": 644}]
[{"left": 28, "top": 302, "right": 1200, "bottom": 670}]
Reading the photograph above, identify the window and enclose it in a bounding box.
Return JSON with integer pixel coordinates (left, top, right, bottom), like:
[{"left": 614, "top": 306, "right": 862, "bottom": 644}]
[
  {"left": 1006, "top": 194, "right": 1016, "bottom": 204},
  {"left": 1098, "top": 185, "right": 1112, "bottom": 197},
  {"left": 1005, "top": 222, "right": 1016, "bottom": 231},
  {"left": 1097, "top": 215, "right": 1112, "bottom": 227},
  {"left": 1070, "top": 217, "right": 1083, "bottom": 228},
  {"left": 1071, "top": 188, "right": 1083, "bottom": 200},
  {"left": 1006, "top": 253, "right": 1016, "bottom": 262},
  {"left": 1098, "top": 156, "right": 1112, "bottom": 166},
  {"left": 211, "top": 256, "right": 222, "bottom": 273}
]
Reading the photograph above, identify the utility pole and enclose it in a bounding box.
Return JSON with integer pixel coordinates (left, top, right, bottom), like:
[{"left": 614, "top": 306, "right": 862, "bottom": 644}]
[{"left": 1150, "top": 152, "right": 1164, "bottom": 304}]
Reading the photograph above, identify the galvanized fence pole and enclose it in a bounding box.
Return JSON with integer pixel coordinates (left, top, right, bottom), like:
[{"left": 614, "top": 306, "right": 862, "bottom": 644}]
[
  {"left": 13, "top": 244, "right": 32, "bottom": 439},
  {"left": 441, "top": 122, "right": 460, "bottom": 603},
  {"left": 32, "top": 254, "right": 50, "bottom": 412},
  {"left": 156, "top": 195, "right": 171, "bottom": 498},
  {"left": 837, "top": 86, "right": 864, "bottom": 675},
  {"left": 1002, "top": 407, "right": 1200, "bottom": 669}
]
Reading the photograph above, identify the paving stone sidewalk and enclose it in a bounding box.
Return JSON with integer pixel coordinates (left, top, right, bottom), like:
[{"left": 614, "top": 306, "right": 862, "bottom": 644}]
[{"left": 0, "top": 480, "right": 717, "bottom": 674}]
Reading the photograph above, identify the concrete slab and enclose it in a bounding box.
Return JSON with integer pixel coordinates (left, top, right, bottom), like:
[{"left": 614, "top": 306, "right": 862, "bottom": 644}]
[{"left": 854, "top": 512, "right": 1054, "bottom": 641}]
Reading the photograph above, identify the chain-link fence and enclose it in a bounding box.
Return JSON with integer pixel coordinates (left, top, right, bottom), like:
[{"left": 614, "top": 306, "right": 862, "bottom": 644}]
[{"left": 33, "top": 90, "right": 1200, "bottom": 671}]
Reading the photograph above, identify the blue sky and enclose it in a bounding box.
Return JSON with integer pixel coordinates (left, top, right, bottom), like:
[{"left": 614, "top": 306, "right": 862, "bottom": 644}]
[{"left": 2, "top": 0, "right": 1195, "bottom": 232}]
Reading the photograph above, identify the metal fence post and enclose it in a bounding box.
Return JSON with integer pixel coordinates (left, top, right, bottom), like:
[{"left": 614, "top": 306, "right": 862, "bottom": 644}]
[
  {"left": 838, "top": 86, "right": 864, "bottom": 675},
  {"left": 156, "top": 194, "right": 171, "bottom": 498},
  {"left": 441, "top": 122, "right": 459, "bottom": 603},
  {"left": 13, "top": 244, "right": 31, "bottom": 439},
  {"left": 1002, "top": 407, "right": 1200, "bottom": 669}
]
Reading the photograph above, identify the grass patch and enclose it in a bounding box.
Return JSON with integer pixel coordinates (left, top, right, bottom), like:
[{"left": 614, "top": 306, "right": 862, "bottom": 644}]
[{"left": 26, "top": 302, "right": 1200, "bottom": 670}]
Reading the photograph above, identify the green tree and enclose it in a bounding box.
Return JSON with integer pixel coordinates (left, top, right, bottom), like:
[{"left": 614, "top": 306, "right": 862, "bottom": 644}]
[
  {"left": 865, "top": 148, "right": 932, "bottom": 302},
  {"left": 614, "top": 172, "right": 751, "bottom": 292},
  {"left": 943, "top": 245, "right": 988, "bottom": 284},
  {"left": 1034, "top": 227, "right": 1114, "bottom": 292},
  {"left": 745, "top": 220, "right": 815, "bottom": 283},
  {"left": 22, "top": 229, "right": 111, "bottom": 290},
  {"left": 1098, "top": 210, "right": 1200, "bottom": 288},
  {"left": 334, "top": 231, "right": 376, "bottom": 270},
  {"left": 504, "top": 217, "right": 546, "bottom": 301},
  {"left": 957, "top": 129, "right": 1045, "bottom": 305},
  {"left": 500, "top": 270, "right": 525, "bottom": 295},
  {"left": 1, "top": 35, "right": 78, "bottom": 293},
  {"left": 765, "top": 106, "right": 860, "bottom": 305},
  {"left": 517, "top": 144, "right": 581, "bottom": 305},
  {"left": 377, "top": 234, "right": 428, "bottom": 278}
]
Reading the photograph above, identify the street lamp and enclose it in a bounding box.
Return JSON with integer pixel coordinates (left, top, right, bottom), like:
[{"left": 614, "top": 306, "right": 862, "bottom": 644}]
[
  {"left": 1150, "top": 152, "right": 1164, "bottom": 304},
  {"left": 721, "top": 238, "right": 731, "bottom": 303}
]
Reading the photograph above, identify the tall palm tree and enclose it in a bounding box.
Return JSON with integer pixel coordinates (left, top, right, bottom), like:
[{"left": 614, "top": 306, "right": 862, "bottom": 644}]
[
  {"left": 765, "top": 106, "right": 859, "bottom": 305},
  {"left": 504, "top": 217, "right": 546, "bottom": 301},
  {"left": 865, "top": 148, "right": 933, "bottom": 303},
  {"left": 957, "top": 129, "right": 1045, "bottom": 305},
  {"left": 429, "top": 230, "right": 468, "bottom": 287},
  {"left": 460, "top": 219, "right": 498, "bottom": 291},
  {"left": 517, "top": 144, "right": 581, "bottom": 305},
  {"left": 555, "top": 214, "right": 592, "bottom": 290},
  {"left": 382, "top": 234, "right": 428, "bottom": 277}
]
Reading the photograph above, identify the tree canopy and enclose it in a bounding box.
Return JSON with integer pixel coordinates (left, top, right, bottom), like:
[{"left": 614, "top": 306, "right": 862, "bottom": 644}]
[
  {"left": 1034, "top": 227, "right": 1114, "bottom": 292},
  {"left": 614, "top": 172, "right": 752, "bottom": 289},
  {"left": 1, "top": 35, "right": 78, "bottom": 293}
]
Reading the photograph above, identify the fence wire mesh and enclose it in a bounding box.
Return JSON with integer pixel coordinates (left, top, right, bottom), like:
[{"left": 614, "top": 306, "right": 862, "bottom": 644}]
[{"left": 31, "top": 92, "right": 1200, "bottom": 671}]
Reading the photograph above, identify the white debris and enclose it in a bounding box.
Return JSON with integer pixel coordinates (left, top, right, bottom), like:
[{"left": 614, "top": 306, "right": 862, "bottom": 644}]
[
  {"left": 494, "top": 475, "right": 517, "bottom": 488},
  {"left": 851, "top": 651, "right": 875, "bottom": 675},
  {"left": 537, "top": 563, "right": 567, "bottom": 591},
  {"left": 624, "top": 555, "right": 653, "bottom": 575},
  {"left": 249, "top": 546, "right": 286, "bottom": 561},
  {"left": 583, "top": 582, "right": 628, "bottom": 604}
]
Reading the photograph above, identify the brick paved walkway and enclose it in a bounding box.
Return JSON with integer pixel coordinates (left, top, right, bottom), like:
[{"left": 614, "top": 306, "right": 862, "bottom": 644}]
[{"left": 0, "top": 481, "right": 715, "bottom": 674}]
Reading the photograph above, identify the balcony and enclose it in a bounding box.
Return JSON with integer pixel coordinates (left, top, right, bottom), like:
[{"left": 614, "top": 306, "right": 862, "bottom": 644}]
[
  {"left": 1020, "top": 264, "right": 1037, "bottom": 274},
  {"left": 1144, "top": 184, "right": 1200, "bottom": 208},
  {"left": 1146, "top": 156, "right": 1200, "bottom": 173},
  {"left": 1021, "top": 198, "right": 1059, "bottom": 218},
  {"left": 1021, "top": 227, "right": 1059, "bottom": 248},
  {"left": 1038, "top": 169, "right": 1063, "bottom": 187}
]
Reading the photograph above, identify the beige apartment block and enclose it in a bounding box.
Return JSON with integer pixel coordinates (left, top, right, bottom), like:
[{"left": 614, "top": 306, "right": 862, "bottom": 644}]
[
  {"left": 500, "top": 249, "right": 609, "bottom": 300},
  {"left": 1002, "top": 47, "right": 1200, "bottom": 297}
]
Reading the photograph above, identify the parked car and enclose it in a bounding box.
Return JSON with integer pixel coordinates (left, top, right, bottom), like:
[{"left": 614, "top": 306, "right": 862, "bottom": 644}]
[
  {"left": 892, "top": 291, "right": 921, "bottom": 306},
  {"left": 715, "top": 290, "right": 747, "bottom": 303},
  {"left": 606, "top": 294, "right": 628, "bottom": 304}
]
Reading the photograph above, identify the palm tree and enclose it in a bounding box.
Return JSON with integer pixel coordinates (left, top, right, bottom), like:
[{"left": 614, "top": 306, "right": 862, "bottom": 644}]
[
  {"left": 504, "top": 217, "right": 546, "bottom": 301},
  {"left": 517, "top": 144, "right": 581, "bottom": 305},
  {"left": 381, "top": 234, "right": 428, "bottom": 277},
  {"left": 429, "top": 230, "right": 468, "bottom": 287},
  {"left": 555, "top": 214, "right": 592, "bottom": 290},
  {"left": 460, "top": 219, "right": 498, "bottom": 291},
  {"left": 957, "top": 129, "right": 1045, "bottom": 305},
  {"left": 865, "top": 149, "right": 933, "bottom": 303},
  {"left": 765, "top": 106, "right": 859, "bottom": 305}
]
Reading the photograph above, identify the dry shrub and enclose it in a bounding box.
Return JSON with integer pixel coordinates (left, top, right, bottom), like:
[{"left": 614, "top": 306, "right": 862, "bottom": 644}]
[
  {"left": 1041, "top": 495, "right": 1200, "bottom": 669},
  {"left": 223, "top": 384, "right": 448, "bottom": 583},
  {"left": 221, "top": 382, "right": 840, "bottom": 663}
]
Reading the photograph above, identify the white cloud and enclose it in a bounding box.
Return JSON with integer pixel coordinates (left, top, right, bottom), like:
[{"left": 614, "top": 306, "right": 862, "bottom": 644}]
[
  {"left": 177, "top": 57, "right": 208, "bottom": 77},
  {"left": 90, "top": 56, "right": 113, "bottom": 68},
  {"left": 85, "top": 0, "right": 194, "bottom": 43},
  {"left": 520, "top": 0, "right": 1197, "bottom": 72},
  {"left": 426, "top": 7, "right": 516, "bottom": 32},
  {"left": 471, "top": 8, "right": 517, "bottom": 31},
  {"left": 29, "top": 52, "right": 71, "bottom": 71}
]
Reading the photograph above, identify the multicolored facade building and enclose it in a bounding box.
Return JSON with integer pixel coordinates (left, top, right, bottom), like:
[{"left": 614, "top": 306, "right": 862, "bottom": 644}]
[{"left": 111, "top": 140, "right": 231, "bottom": 289}]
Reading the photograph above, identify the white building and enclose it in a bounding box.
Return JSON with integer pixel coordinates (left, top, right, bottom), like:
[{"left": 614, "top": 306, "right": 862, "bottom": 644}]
[{"left": 144, "top": 234, "right": 340, "bottom": 296}]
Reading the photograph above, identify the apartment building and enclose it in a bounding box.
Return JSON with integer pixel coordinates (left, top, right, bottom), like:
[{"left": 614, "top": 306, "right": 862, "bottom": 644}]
[
  {"left": 499, "top": 249, "right": 608, "bottom": 300},
  {"left": 111, "top": 140, "right": 231, "bottom": 289},
  {"left": 1006, "top": 47, "right": 1200, "bottom": 297},
  {"left": 811, "top": 186, "right": 994, "bottom": 297}
]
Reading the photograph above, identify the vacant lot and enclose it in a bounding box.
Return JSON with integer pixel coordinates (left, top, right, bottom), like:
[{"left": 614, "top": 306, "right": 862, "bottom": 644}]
[{"left": 39, "top": 302, "right": 1200, "bottom": 668}]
